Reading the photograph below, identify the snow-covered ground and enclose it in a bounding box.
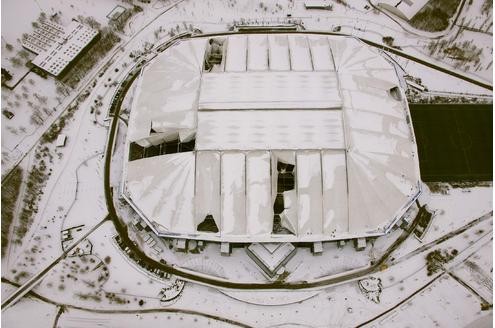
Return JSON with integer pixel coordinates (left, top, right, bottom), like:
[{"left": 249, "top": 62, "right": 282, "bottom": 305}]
[
  {"left": 1, "top": 296, "right": 57, "bottom": 328},
  {"left": 1, "top": 0, "right": 492, "bottom": 326}
]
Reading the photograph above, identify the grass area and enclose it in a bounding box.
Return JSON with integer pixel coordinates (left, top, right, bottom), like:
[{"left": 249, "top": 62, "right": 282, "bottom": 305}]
[
  {"left": 410, "top": 104, "right": 492, "bottom": 182},
  {"left": 1, "top": 167, "right": 23, "bottom": 256},
  {"left": 410, "top": 0, "right": 461, "bottom": 32}
]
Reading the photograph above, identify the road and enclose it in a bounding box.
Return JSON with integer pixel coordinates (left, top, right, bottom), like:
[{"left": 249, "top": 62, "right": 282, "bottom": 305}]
[
  {"left": 355, "top": 217, "right": 493, "bottom": 327},
  {"left": 4, "top": 29, "right": 491, "bottom": 309},
  {"left": 2, "top": 27, "right": 492, "bottom": 314},
  {"left": 1, "top": 215, "right": 109, "bottom": 311},
  {"left": 2, "top": 277, "right": 253, "bottom": 328},
  {"left": 101, "top": 30, "right": 493, "bottom": 292},
  {"left": 103, "top": 77, "right": 427, "bottom": 290},
  {"left": 355, "top": 274, "right": 444, "bottom": 327},
  {"left": 366, "top": 0, "right": 467, "bottom": 39},
  {"left": 188, "top": 30, "right": 492, "bottom": 90}
]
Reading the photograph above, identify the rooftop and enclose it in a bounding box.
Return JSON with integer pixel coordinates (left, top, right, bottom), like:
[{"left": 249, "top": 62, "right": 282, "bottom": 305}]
[
  {"left": 123, "top": 33, "right": 421, "bottom": 243},
  {"left": 29, "top": 21, "right": 98, "bottom": 76}
]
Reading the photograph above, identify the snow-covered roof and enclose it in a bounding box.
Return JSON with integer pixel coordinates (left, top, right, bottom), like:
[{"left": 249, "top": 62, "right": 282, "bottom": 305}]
[
  {"left": 31, "top": 21, "right": 99, "bottom": 76},
  {"left": 124, "top": 33, "right": 421, "bottom": 243},
  {"left": 199, "top": 71, "right": 341, "bottom": 110},
  {"left": 196, "top": 110, "right": 345, "bottom": 150},
  {"left": 373, "top": 0, "right": 429, "bottom": 21},
  {"left": 127, "top": 38, "right": 206, "bottom": 146}
]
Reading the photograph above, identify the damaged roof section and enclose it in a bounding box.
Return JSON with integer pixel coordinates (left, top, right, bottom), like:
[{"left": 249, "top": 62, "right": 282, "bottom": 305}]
[{"left": 123, "top": 33, "right": 421, "bottom": 243}]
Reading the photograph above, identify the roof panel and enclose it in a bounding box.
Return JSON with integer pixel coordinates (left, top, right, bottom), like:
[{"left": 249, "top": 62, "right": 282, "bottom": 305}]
[
  {"left": 126, "top": 153, "right": 195, "bottom": 233},
  {"left": 225, "top": 35, "right": 247, "bottom": 72},
  {"left": 195, "top": 151, "right": 221, "bottom": 231},
  {"left": 221, "top": 152, "right": 247, "bottom": 235},
  {"left": 199, "top": 71, "right": 341, "bottom": 110},
  {"left": 196, "top": 110, "right": 345, "bottom": 150},
  {"left": 288, "top": 35, "right": 313, "bottom": 71},
  {"left": 296, "top": 151, "right": 323, "bottom": 235},
  {"left": 321, "top": 150, "right": 348, "bottom": 234},
  {"left": 246, "top": 151, "right": 273, "bottom": 235},
  {"left": 247, "top": 34, "right": 268, "bottom": 71},
  {"left": 308, "top": 35, "right": 334, "bottom": 71},
  {"left": 268, "top": 34, "right": 290, "bottom": 71},
  {"left": 127, "top": 39, "right": 207, "bottom": 143}
]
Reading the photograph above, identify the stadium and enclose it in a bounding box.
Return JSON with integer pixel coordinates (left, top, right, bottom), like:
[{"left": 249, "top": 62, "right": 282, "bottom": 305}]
[{"left": 121, "top": 32, "right": 422, "bottom": 247}]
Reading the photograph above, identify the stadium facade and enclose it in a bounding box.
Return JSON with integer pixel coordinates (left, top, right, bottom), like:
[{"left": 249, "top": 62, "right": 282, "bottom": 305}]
[{"left": 122, "top": 32, "right": 421, "bottom": 244}]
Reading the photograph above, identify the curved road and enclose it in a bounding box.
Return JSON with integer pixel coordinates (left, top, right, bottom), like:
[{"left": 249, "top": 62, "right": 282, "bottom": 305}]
[
  {"left": 3, "top": 29, "right": 492, "bottom": 311},
  {"left": 1, "top": 278, "right": 253, "bottom": 328}
]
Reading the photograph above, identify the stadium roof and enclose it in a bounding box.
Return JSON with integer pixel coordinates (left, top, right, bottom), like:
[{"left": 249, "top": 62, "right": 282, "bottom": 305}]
[{"left": 123, "top": 33, "right": 421, "bottom": 242}]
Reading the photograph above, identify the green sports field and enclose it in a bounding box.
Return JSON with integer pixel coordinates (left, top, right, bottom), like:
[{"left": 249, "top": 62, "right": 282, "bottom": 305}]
[{"left": 410, "top": 104, "right": 492, "bottom": 182}]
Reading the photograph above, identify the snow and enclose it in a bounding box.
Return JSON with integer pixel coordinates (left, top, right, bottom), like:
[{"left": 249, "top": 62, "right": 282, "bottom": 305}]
[
  {"left": 225, "top": 35, "right": 247, "bottom": 72},
  {"left": 3, "top": 66, "right": 109, "bottom": 284},
  {"left": 247, "top": 34, "right": 268, "bottom": 71},
  {"left": 268, "top": 34, "right": 291, "bottom": 71},
  {"left": 1, "top": 296, "right": 57, "bottom": 328},
  {"left": 246, "top": 151, "right": 273, "bottom": 235},
  {"left": 1, "top": 0, "right": 492, "bottom": 325},
  {"left": 322, "top": 150, "right": 348, "bottom": 233},
  {"left": 220, "top": 152, "right": 246, "bottom": 235},
  {"left": 373, "top": 0, "right": 429, "bottom": 20},
  {"left": 1, "top": 72, "right": 61, "bottom": 171},
  {"left": 288, "top": 34, "right": 313, "bottom": 71},
  {"left": 124, "top": 33, "right": 420, "bottom": 242},
  {"left": 57, "top": 306, "right": 241, "bottom": 328},
  {"left": 199, "top": 70, "right": 341, "bottom": 110},
  {"left": 393, "top": 54, "right": 492, "bottom": 95},
  {"left": 194, "top": 151, "right": 221, "bottom": 230},
  {"left": 126, "top": 153, "right": 196, "bottom": 234},
  {"left": 451, "top": 239, "right": 493, "bottom": 302},
  {"left": 296, "top": 151, "right": 324, "bottom": 235},
  {"left": 196, "top": 110, "right": 345, "bottom": 150},
  {"left": 364, "top": 275, "right": 487, "bottom": 327},
  {"left": 127, "top": 38, "right": 206, "bottom": 145},
  {"left": 391, "top": 185, "right": 493, "bottom": 260}
]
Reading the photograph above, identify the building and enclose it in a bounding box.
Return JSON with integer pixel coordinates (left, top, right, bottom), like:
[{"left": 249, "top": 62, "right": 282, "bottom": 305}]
[
  {"left": 122, "top": 33, "right": 421, "bottom": 246},
  {"left": 372, "top": 0, "right": 429, "bottom": 21},
  {"left": 246, "top": 243, "right": 296, "bottom": 277},
  {"left": 22, "top": 20, "right": 98, "bottom": 76},
  {"left": 56, "top": 134, "right": 67, "bottom": 147},
  {"left": 304, "top": 0, "right": 333, "bottom": 10}
]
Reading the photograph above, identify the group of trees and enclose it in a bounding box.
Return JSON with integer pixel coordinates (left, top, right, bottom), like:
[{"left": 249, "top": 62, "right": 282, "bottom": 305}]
[
  {"left": 15, "top": 159, "right": 48, "bottom": 243},
  {"left": 426, "top": 37, "right": 485, "bottom": 72},
  {"left": 110, "top": 5, "right": 143, "bottom": 32},
  {"left": 1, "top": 167, "right": 23, "bottom": 256},
  {"left": 410, "top": 0, "right": 461, "bottom": 32},
  {"left": 62, "top": 25, "right": 121, "bottom": 88},
  {"left": 425, "top": 249, "right": 457, "bottom": 276}
]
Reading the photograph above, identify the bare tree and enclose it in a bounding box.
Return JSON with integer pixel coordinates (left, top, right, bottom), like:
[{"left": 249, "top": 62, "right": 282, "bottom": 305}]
[{"left": 9, "top": 56, "right": 22, "bottom": 67}]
